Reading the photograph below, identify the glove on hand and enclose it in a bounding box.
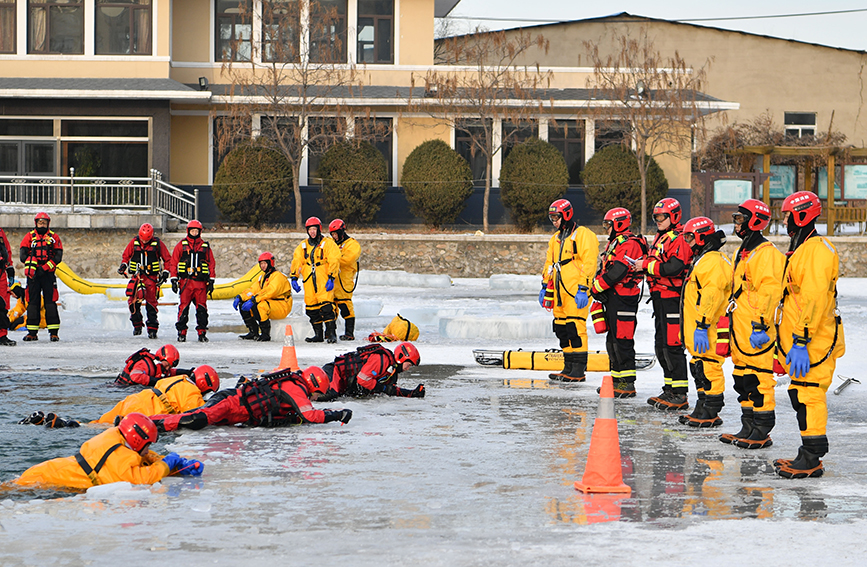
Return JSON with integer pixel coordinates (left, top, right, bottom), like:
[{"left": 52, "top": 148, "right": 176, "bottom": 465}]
[
  {"left": 171, "top": 278, "right": 179, "bottom": 294},
  {"left": 207, "top": 279, "right": 215, "bottom": 294},
  {"left": 693, "top": 327, "right": 710, "bottom": 354},
  {"left": 574, "top": 285, "right": 589, "bottom": 310},
  {"left": 538, "top": 284, "right": 546, "bottom": 307},
  {"left": 410, "top": 384, "right": 425, "bottom": 398},
  {"left": 233, "top": 295, "right": 242, "bottom": 310},
  {"left": 18, "top": 411, "right": 45, "bottom": 425},
  {"left": 117, "top": 263, "right": 128, "bottom": 277},
  {"left": 325, "top": 277, "right": 335, "bottom": 292},
  {"left": 786, "top": 337, "right": 811, "bottom": 379},
  {"left": 241, "top": 298, "right": 255, "bottom": 312},
  {"left": 163, "top": 452, "right": 204, "bottom": 476},
  {"left": 6, "top": 266, "right": 14, "bottom": 281},
  {"left": 323, "top": 409, "right": 353, "bottom": 424},
  {"left": 749, "top": 325, "right": 770, "bottom": 349},
  {"left": 158, "top": 271, "right": 170, "bottom": 285},
  {"left": 291, "top": 278, "right": 301, "bottom": 293}
]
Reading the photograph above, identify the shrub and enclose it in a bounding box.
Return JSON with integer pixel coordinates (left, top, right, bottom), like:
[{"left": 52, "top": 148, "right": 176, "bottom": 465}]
[
  {"left": 213, "top": 143, "right": 293, "bottom": 228},
  {"left": 402, "top": 139, "right": 473, "bottom": 228},
  {"left": 318, "top": 140, "right": 388, "bottom": 224},
  {"left": 499, "top": 137, "right": 569, "bottom": 232},
  {"left": 581, "top": 145, "right": 668, "bottom": 223}
]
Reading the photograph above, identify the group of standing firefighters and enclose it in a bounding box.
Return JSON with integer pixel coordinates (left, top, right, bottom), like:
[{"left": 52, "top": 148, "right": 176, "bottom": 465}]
[{"left": 542, "top": 192, "right": 844, "bottom": 480}]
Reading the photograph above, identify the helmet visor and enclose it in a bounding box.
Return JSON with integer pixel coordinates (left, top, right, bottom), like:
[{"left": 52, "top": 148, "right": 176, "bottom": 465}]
[
  {"left": 602, "top": 220, "right": 613, "bottom": 230},
  {"left": 653, "top": 213, "right": 669, "bottom": 222},
  {"left": 683, "top": 232, "right": 696, "bottom": 244}
]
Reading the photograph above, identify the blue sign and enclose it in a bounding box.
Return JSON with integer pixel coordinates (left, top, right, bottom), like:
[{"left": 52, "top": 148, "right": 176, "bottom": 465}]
[
  {"left": 843, "top": 165, "right": 867, "bottom": 199},
  {"left": 769, "top": 165, "right": 796, "bottom": 198}
]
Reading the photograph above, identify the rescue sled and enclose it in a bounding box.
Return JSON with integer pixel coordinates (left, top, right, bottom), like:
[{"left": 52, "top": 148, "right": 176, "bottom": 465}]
[{"left": 473, "top": 349, "right": 656, "bottom": 372}]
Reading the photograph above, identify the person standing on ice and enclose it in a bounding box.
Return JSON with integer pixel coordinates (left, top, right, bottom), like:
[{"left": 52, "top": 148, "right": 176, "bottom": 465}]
[
  {"left": 642, "top": 198, "right": 694, "bottom": 411},
  {"left": 150, "top": 366, "right": 353, "bottom": 432},
  {"left": 328, "top": 219, "right": 361, "bottom": 341},
  {"left": 10, "top": 413, "right": 202, "bottom": 490},
  {"left": 290, "top": 217, "right": 341, "bottom": 343},
  {"left": 118, "top": 223, "right": 172, "bottom": 339},
  {"left": 541, "top": 199, "right": 598, "bottom": 382},
  {"left": 0, "top": 225, "right": 15, "bottom": 346},
  {"left": 773, "top": 191, "right": 845, "bottom": 479},
  {"left": 170, "top": 220, "right": 216, "bottom": 343},
  {"left": 233, "top": 252, "right": 292, "bottom": 342},
  {"left": 718, "top": 199, "right": 784, "bottom": 450},
  {"left": 19, "top": 212, "right": 63, "bottom": 342},
  {"left": 677, "top": 217, "right": 732, "bottom": 428},
  {"left": 590, "top": 207, "right": 647, "bottom": 398},
  {"left": 319, "top": 342, "right": 424, "bottom": 400}
]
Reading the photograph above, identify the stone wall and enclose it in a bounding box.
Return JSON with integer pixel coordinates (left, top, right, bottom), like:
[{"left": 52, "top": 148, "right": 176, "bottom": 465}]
[{"left": 3, "top": 229, "right": 867, "bottom": 279}]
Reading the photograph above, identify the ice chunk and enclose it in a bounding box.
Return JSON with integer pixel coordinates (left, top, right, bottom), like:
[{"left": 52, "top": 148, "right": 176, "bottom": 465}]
[
  {"left": 353, "top": 300, "right": 383, "bottom": 318},
  {"left": 101, "top": 307, "right": 131, "bottom": 331},
  {"left": 439, "top": 316, "right": 552, "bottom": 339},
  {"left": 489, "top": 274, "right": 540, "bottom": 291},
  {"left": 357, "top": 270, "right": 451, "bottom": 288},
  {"left": 85, "top": 481, "right": 133, "bottom": 500},
  {"left": 399, "top": 307, "right": 466, "bottom": 325}
]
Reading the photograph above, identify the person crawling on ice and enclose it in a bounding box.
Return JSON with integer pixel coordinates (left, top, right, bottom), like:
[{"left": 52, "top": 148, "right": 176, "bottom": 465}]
[
  {"left": 150, "top": 366, "right": 353, "bottom": 432},
  {"left": 115, "top": 344, "right": 186, "bottom": 387},
  {"left": 318, "top": 342, "right": 424, "bottom": 401}
]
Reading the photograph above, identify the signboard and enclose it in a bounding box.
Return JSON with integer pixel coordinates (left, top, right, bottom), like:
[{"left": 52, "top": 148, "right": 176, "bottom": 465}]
[
  {"left": 818, "top": 167, "right": 842, "bottom": 200},
  {"left": 769, "top": 165, "right": 796, "bottom": 198},
  {"left": 713, "top": 179, "right": 752, "bottom": 205},
  {"left": 844, "top": 165, "right": 867, "bottom": 199}
]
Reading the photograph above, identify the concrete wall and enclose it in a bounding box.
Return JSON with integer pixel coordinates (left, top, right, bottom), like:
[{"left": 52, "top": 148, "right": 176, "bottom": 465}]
[{"left": 3, "top": 229, "right": 866, "bottom": 279}]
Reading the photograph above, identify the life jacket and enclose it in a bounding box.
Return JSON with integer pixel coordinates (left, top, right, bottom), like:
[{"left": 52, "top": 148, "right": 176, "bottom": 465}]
[
  {"left": 116, "top": 348, "right": 159, "bottom": 386},
  {"left": 646, "top": 229, "right": 689, "bottom": 293},
  {"left": 23, "top": 230, "right": 59, "bottom": 277},
  {"left": 334, "top": 344, "right": 397, "bottom": 394},
  {"left": 601, "top": 233, "right": 648, "bottom": 290},
  {"left": 74, "top": 444, "right": 123, "bottom": 486},
  {"left": 176, "top": 239, "right": 211, "bottom": 281},
  {"left": 129, "top": 238, "right": 164, "bottom": 276},
  {"left": 238, "top": 369, "right": 309, "bottom": 427}
]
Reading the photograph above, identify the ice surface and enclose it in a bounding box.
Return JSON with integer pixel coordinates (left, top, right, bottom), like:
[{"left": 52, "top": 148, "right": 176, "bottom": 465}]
[
  {"left": 489, "top": 274, "right": 540, "bottom": 291},
  {"left": 358, "top": 270, "right": 452, "bottom": 288},
  {"left": 440, "top": 315, "right": 551, "bottom": 339}
]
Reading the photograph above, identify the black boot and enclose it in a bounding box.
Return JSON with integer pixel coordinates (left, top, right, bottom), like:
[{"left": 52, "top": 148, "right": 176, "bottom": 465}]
[
  {"left": 551, "top": 352, "right": 587, "bottom": 382},
  {"left": 651, "top": 389, "right": 689, "bottom": 411},
  {"left": 239, "top": 313, "right": 259, "bottom": 340},
  {"left": 0, "top": 335, "right": 16, "bottom": 346},
  {"left": 256, "top": 320, "right": 271, "bottom": 342},
  {"left": 735, "top": 410, "right": 774, "bottom": 449},
  {"left": 612, "top": 379, "right": 636, "bottom": 398},
  {"left": 325, "top": 321, "right": 338, "bottom": 344},
  {"left": 720, "top": 407, "right": 754, "bottom": 445},
  {"left": 22, "top": 332, "right": 38, "bottom": 341},
  {"left": 679, "top": 392, "right": 706, "bottom": 424},
  {"left": 306, "top": 323, "right": 324, "bottom": 343},
  {"left": 683, "top": 393, "right": 724, "bottom": 428},
  {"left": 774, "top": 435, "right": 827, "bottom": 478},
  {"left": 647, "top": 385, "right": 671, "bottom": 407},
  {"left": 340, "top": 317, "right": 355, "bottom": 341}
]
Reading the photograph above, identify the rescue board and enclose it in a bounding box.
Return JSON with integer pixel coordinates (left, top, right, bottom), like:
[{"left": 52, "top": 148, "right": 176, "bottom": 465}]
[{"left": 473, "top": 349, "right": 656, "bottom": 372}]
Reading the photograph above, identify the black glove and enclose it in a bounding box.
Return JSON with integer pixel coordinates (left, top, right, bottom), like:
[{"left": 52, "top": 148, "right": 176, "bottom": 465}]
[
  {"left": 409, "top": 384, "right": 425, "bottom": 398},
  {"left": 19, "top": 411, "right": 45, "bottom": 425},
  {"left": 207, "top": 279, "right": 215, "bottom": 295},
  {"left": 176, "top": 367, "right": 196, "bottom": 377},
  {"left": 323, "top": 409, "right": 353, "bottom": 424},
  {"left": 158, "top": 270, "right": 170, "bottom": 285},
  {"left": 171, "top": 278, "right": 179, "bottom": 294},
  {"left": 117, "top": 263, "right": 128, "bottom": 277},
  {"left": 6, "top": 266, "right": 14, "bottom": 281}
]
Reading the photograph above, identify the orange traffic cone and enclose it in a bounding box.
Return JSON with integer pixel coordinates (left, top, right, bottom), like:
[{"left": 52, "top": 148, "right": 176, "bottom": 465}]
[
  {"left": 274, "top": 324, "right": 300, "bottom": 372},
  {"left": 574, "top": 375, "right": 631, "bottom": 494}
]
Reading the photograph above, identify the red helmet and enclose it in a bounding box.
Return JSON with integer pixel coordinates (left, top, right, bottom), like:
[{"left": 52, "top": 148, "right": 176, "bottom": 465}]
[
  {"left": 781, "top": 191, "right": 822, "bottom": 227},
  {"left": 302, "top": 366, "right": 329, "bottom": 396},
  {"left": 118, "top": 413, "right": 158, "bottom": 453},
  {"left": 395, "top": 342, "right": 420, "bottom": 366},
  {"left": 548, "top": 199, "right": 573, "bottom": 222},
  {"left": 328, "top": 219, "right": 345, "bottom": 232},
  {"left": 305, "top": 217, "right": 322, "bottom": 228},
  {"left": 737, "top": 199, "right": 772, "bottom": 232},
  {"left": 603, "top": 207, "right": 632, "bottom": 233},
  {"left": 187, "top": 219, "right": 203, "bottom": 232},
  {"left": 138, "top": 223, "right": 154, "bottom": 242},
  {"left": 35, "top": 212, "right": 50, "bottom": 224},
  {"left": 155, "top": 344, "right": 180, "bottom": 368},
  {"left": 258, "top": 252, "right": 275, "bottom": 270},
  {"left": 193, "top": 365, "right": 220, "bottom": 394},
  {"left": 653, "top": 198, "right": 682, "bottom": 226},
  {"left": 683, "top": 216, "right": 716, "bottom": 248}
]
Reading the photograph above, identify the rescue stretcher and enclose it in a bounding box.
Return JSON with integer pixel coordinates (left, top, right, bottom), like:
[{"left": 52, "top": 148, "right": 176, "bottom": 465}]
[{"left": 473, "top": 349, "right": 656, "bottom": 372}]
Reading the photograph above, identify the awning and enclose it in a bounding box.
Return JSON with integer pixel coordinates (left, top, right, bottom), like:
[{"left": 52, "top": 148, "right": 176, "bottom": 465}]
[{"left": 0, "top": 78, "right": 212, "bottom": 102}]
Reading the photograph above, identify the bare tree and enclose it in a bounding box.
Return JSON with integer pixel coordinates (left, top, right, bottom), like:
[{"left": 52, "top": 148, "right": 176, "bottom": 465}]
[
  {"left": 584, "top": 29, "right": 711, "bottom": 234},
  {"left": 412, "top": 28, "right": 552, "bottom": 232},
  {"left": 215, "top": 0, "right": 363, "bottom": 229}
]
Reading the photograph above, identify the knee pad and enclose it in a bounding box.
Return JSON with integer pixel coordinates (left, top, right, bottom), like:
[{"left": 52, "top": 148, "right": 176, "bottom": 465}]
[
  {"left": 788, "top": 388, "right": 808, "bottom": 432},
  {"left": 338, "top": 302, "right": 351, "bottom": 318}
]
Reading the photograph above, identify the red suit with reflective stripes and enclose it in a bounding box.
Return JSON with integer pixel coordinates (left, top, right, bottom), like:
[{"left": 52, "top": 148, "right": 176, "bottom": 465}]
[
  {"left": 19, "top": 229, "right": 63, "bottom": 334},
  {"left": 122, "top": 237, "right": 171, "bottom": 333},
  {"left": 0, "top": 228, "right": 12, "bottom": 340},
  {"left": 323, "top": 344, "right": 399, "bottom": 398},
  {"left": 171, "top": 236, "right": 215, "bottom": 338},
  {"left": 115, "top": 349, "right": 179, "bottom": 387}
]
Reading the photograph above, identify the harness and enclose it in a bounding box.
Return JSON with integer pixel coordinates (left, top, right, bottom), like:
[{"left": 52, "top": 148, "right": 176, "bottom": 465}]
[
  {"left": 301, "top": 238, "right": 330, "bottom": 292},
  {"left": 24, "top": 230, "right": 58, "bottom": 277},
  {"left": 74, "top": 444, "right": 123, "bottom": 486},
  {"left": 176, "top": 239, "right": 211, "bottom": 281},
  {"left": 149, "top": 377, "right": 187, "bottom": 414},
  {"left": 550, "top": 226, "right": 588, "bottom": 305},
  {"left": 602, "top": 233, "right": 648, "bottom": 290},
  {"left": 238, "top": 369, "right": 309, "bottom": 427},
  {"left": 334, "top": 344, "right": 397, "bottom": 395},
  {"left": 728, "top": 242, "right": 774, "bottom": 357},
  {"left": 646, "top": 230, "right": 687, "bottom": 292},
  {"left": 116, "top": 348, "right": 158, "bottom": 385},
  {"left": 129, "top": 238, "right": 164, "bottom": 275},
  {"left": 257, "top": 270, "right": 291, "bottom": 302}
]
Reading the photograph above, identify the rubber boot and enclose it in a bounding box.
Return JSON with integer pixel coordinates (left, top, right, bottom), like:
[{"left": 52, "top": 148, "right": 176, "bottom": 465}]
[
  {"left": 548, "top": 352, "right": 572, "bottom": 381},
  {"left": 306, "top": 323, "right": 324, "bottom": 343},
  {"left": 720, "top": 407, "right": 754, "bottom": 445},
  {"left": 239, "top": 312, "right": 259, "bottom": 340},
  {"left": 256, "top": 320, "right": 271, "bottom": 342},
  {"left": 340, "top": 317, "right": 355, "bottom": 341},
  {"left": 23, "top": 332, "right": 38, "bottom": 341},
  {"left": 198, "top": 331, "right": 209, "bottom": 343},
  {"left": 550, "top": 352, "right": 586, "bottom": 382},
  {"left": 613, "top": 379, "right": 636, "bottom": 398},
  {"left": 679, "top": 392, "right": 706, "bottom": 425},
  {"left": 0, "top": 335, "right": 16, "bottom": 346},
  {"left": 178, "top": 330, "right": 187, "bottom": 342},
  {"left": 774, "top": 435, "right": 827, "bottom": 479},
  {"left": 49, "top": 331, "right": 59, "bottom": 342},
  {"left": 647, "top": 385, "right": 671, "bottom": 407},
  {"left": 684, "top": 393, "right": 724, "bottom": 428},
  {"left": 325, "top": 320, "right": 338, "bottom": 344},
  {"left": 735, "top": 410, "right": 774, "bottom": 449},
  {"left": 652, "top": 389, "right": 689, "bottom": 411}
]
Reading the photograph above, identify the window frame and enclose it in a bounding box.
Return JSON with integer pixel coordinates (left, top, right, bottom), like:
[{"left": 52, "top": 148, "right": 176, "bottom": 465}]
[
  {"left": 94, "top": 0, "right": 153, "bottom": 56},
  {"left": 356, "top": 0, "right": 393, "bottom": 65},
  {"left": 216, "top": 0, "right": 253, "bottom": 62},
  {"left": 309, "top": 0, "right": 347, "bottom": 64},
  {"left": 355, "top": 116, "right": 393, "bottom": 184},
  {"left": 548, "top": 119, "right": 585, "bottom": 186},
  {"left": 28, "top": 0, "right": 85, "bottom": 55},
  {"left": 0, "top": 0, "right": 15, "bottom": 54},
  {"left": 261, "top": 0, "right": 301, "bottom": 63},
  {"left": 784, "top": 111, "right": 817, "bottom": 139}
]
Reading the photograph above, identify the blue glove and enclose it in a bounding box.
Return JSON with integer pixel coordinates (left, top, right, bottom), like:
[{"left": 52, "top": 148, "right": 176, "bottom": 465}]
[
  {"left": 162, "top": 452, "right": 204, "bottom": 476},
  {"left": 749, "top": 324, "right": 770, "bottom": 349},
  {"left": 574, "top": 285, "right": 589, "bottom": 309},
  {"left": 241, "top": 298, "right": 255, "bottom": 311},
  {"left": 325, "top": 277, "right": 334, "bottom": 292},
  {"left": 162, "top": 452, "right": 183, "bottom": 471},
  {"left": 291, "top": 278, "right": 301, "bottom": 293},
  {"left": 693, "top": 327, "right": 710, "bottom": 354},
  {"left": 786, "top": 336, "right": 811, "bottom": 379},
  {"left": 538, "top": 284, "right": 546, "bottom": 307},
  {"left": 232, "top": 295, "right": 242, "bottom": 310}
]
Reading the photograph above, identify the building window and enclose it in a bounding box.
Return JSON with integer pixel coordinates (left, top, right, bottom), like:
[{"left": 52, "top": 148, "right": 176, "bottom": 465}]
[
  {"left": 262, "top": 0, "right": 300, "bottom": 62},
  {"left": 784, "top": 112, "right": 816, "bottom": 138},
  {"left": 357, "top": 0, "right": 392, "bottom": 64},
  {"left": 307, "top": 116, "right": 345, "bottom": 184},
  {"left": 95, "top": 0, "right": 152, "bottom": 55},
  {"left": 355, "top": 117, "right": 392, "bottom": 184},
  {"left": 548, "top": 120, "right": 585, "bottom": 185},
  {"left": 501, "top": 120, "right": 537, "bottom": 162},
  {"left": 0, "top": 0, "right": 15, "bottom": 54},
  {"left": 594, "top": 120, "right": 628, "bottom": 153},
  {"left": 28, "top": 0, "right": 84, "bottom": 54},
  {"left": 309, "top": 0, "right": 346, "bottom": 63},
  {"left": 455, "top": 119, "right": 490, "bottom": 185},
  {"left": 216, "top": 0, "right": 252, "bottom": 62}
]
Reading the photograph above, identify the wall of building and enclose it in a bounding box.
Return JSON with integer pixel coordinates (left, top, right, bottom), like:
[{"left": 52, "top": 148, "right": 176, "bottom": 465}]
[
  {"left": 172, "top": 0, "right": 211, "bottom": 63},
  {"left": 170, "top": 114, "right": 211, "bottom": 185}
]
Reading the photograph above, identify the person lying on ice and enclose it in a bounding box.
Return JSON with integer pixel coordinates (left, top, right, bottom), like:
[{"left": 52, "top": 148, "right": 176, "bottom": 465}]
[
  {"left": 9, "top": 413, "right": 203, "bottom": 491},
  {"left": 150, "top": 366, "right": 353, "bottom": 432},
  {"left": 318, "top": 342, "right": 424, "bottom": 401},
  {"left": 19, "top": 366, "right": 221, "bottom": 429},
  {"left": 115, "top": 344, "right": 186, "bottom": 387}
]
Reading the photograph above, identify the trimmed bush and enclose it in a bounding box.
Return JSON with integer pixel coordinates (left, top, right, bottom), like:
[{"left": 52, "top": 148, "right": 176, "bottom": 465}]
[
  {"left": 499, "top": 137, "right": 569, "bottom": 232},
  {"left": 581, "top": 145, "right": 668, "bottom": 222},
  {"left": 402, "top": 139, "right": 473, "bottom": 228},
  {"left": 318, "top": 140, "right": 388, "bottom": 224},
  {"left": 213, "top": 143, "right": 293, "bottom": 228}
]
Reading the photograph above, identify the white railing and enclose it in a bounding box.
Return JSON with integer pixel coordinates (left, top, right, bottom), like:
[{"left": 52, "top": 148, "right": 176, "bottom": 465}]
[{"left": 0, "top": 169, "right": 198, "bottom": 223}]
